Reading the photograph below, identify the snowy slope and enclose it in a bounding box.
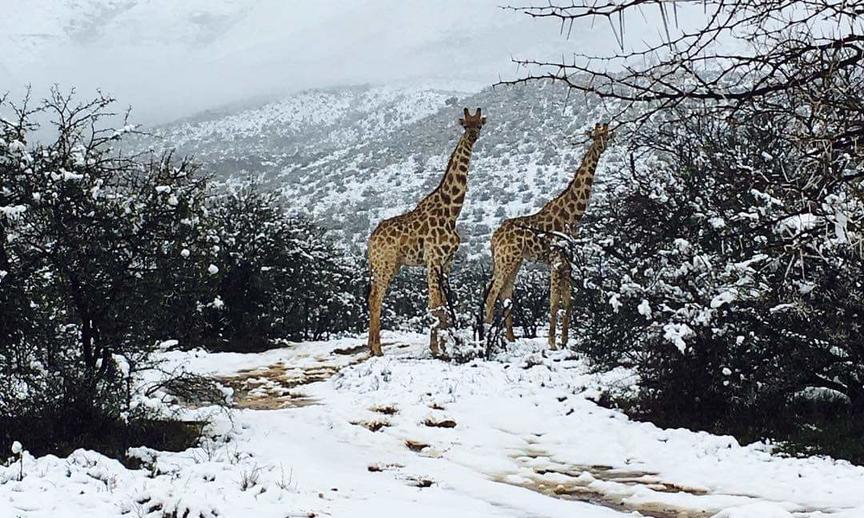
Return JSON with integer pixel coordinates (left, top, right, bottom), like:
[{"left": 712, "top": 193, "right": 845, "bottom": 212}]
[
  {"left": 3, "top": 334, "right": 863, "bottom": 518},
  {"left": 142, "top": 82, "right": 628, "bottom": 255}
]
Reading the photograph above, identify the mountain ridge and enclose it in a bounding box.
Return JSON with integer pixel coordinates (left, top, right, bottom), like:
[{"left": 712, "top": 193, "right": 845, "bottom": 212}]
[{"left": 140, "top": 82, "right": 628, "bottom": 255}]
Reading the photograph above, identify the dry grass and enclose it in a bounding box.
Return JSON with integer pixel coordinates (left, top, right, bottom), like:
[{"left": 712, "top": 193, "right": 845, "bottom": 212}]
[
  {"left": 370, "top": 404, "right": 399, "bottom": 415},
  {"left": 367, "top": 463, "right": 403, "bottom": 473},
  {"left": 404, "top": 440, "right": 430, "bottom": 452},
  {"left": 351, "top": 419, "right": 391, "bottom": 432},
  {"left": 423, "top": 417, "right": 457, "bottom": 428}
]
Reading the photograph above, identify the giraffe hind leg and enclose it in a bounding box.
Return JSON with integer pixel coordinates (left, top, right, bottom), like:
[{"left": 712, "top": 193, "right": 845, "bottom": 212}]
[
  {"left": 559, "top": 266, "right": 572, "bottom": 348},
  {"left": 548, "top": 255, "right": 572, "bottom": 350},
  {"left": 500, "top": 272, "right": 517, "bottom": 342},
  {"left": 548, "top": 267, "right": 561, "bottom": 350},
  {"left": 426, "top": 259, "right": 451, "bottom": 356},
  {"left": 484, "top": 258, "right": 520, "bottom": 325}
]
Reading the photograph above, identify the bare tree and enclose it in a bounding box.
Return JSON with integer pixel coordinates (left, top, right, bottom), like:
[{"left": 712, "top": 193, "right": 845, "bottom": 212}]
[
  {"left": 502, "top": 2, "right": 864, "bottom": 454},
  {"left": 502, "top": 1, "right": 863, "bottom": 139},
  {"left": 504, "top": 0, "right": 863, "bottom": 250}
]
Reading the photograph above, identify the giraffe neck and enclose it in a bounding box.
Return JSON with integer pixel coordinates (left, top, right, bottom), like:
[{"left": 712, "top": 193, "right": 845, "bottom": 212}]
[
  {"left": 418, "top": 131, "right": 476, "bottom": 220},
  {"left": 539, "top": 139, "right": 606, "bottom": 228}
]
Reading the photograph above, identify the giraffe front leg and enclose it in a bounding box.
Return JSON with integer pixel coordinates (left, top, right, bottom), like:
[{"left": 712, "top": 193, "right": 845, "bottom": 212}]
[
  {"left": 559, "top": 266, "right": 572, "bottom": 348},
  {"left": 426, "top": 263, "right": 448, "bottom": 357},
  {"left": 500, "top": 275, "right": 517, "bottom": 342},
  {"left": 368, "top": 260, "right": 397, "bottom": 357}
]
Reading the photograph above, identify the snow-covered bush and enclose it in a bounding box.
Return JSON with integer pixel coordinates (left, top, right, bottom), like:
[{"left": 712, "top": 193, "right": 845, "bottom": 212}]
[
  {"left": 511, "top": 265, "right": 550, "bottom": 339},
  {"left": 0, "top": 90, "right": 219, "bottom": 456},
  {"left": 571, "top": 77, "right": 863, "bottom": 450},
  {"left": 204, "top": 186, "right": 365, "bottom": 349}
]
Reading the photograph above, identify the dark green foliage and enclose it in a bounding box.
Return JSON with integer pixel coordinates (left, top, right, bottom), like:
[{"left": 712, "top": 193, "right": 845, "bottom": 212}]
[
  {"left": 571, "top": 75, "right": 864, "bottom": 461},
  {"left": 511, "top": 265, "right": 550, "bottom": 339},
  {"left": 0, "top": 91, "right": 373, "bottom": 457},
  {"left": 0, "top": 91, "right": 219, "bottom": 456},
  {"left": 204, "top": 187, "right": 366, "bottom": 349}
]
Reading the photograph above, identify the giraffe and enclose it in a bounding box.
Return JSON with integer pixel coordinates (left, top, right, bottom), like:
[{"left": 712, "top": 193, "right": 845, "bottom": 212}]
[
  {"left": 483, "top": 122, "right": 610, "bottom": 349},
  {"left": 367, "top": 108, "right": 486, "bottom": 356}
]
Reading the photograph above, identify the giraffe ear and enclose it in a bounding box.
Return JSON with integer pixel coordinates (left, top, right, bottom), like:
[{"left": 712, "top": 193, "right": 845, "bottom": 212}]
[
  {"left": 458, "top": 118, "right": 465, "bottom": 126},
  {"left": 481, "top": 116, "right": 487, "bottom": 125}
]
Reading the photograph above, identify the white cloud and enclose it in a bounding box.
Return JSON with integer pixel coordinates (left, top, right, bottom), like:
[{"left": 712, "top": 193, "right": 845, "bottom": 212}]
[{"left": 0, "top": 0, "right": 712, "bottom": 124}]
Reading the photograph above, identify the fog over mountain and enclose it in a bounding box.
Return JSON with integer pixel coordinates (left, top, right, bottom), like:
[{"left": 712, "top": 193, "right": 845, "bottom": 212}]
[
  {"left": 0, "top": 0, "right": 711, "bottom": 125},
  {"left": 0, "top": 1, "right": 719, "bottom": 256}
]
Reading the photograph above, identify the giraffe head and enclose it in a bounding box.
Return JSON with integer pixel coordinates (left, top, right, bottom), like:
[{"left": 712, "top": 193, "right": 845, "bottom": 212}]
[
  {"left": 459, "top": 108, "right": 486, "bottom": 143},
  {"left": 585, "top": 123, "right": 611, "bottom": 147}
]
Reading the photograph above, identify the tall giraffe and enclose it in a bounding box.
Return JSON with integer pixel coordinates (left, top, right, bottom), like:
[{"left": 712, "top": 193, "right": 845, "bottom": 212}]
[
  {"left": 484, "top": 123, "right": 610, "bottom": 349},
  {"left": 367, "top": 108, "right": 486, "bottom": 356}
]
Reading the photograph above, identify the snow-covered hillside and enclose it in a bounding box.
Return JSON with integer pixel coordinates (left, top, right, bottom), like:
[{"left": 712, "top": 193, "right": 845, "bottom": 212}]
[
  {"left": 3, "top": 334, "right": 862, "bottom": 517},
  {"left": 143, "top": 82, "right": 627, "bottom": 254}
]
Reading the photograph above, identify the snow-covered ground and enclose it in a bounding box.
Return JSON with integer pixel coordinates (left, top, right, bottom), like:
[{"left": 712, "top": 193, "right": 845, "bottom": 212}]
[{"left": 3, "top": 332, "right": 863, "bottom": 518}]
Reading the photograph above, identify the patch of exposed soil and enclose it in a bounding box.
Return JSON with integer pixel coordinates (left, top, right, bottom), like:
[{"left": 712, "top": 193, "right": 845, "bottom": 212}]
[
  {"left": 494, "top": 449, "right": 717, "bottom": 518},
  {"left": 370, "top": 404, "right": 399, "bottom": 415},
  {"left": 351, "top": 419, "right": 391, "bottom": 432},
  {"left": 423, "top": 418, "right": 457, "bottom": 428},
  {"left": 219, "top": 360, "right": 355, "bottom": 410},
  {"left": 404, "top": 440, "right": 430, "bottom": 452}
]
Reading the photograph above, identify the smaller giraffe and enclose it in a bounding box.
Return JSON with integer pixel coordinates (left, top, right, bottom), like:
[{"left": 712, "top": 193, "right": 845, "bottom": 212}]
[
  {"left": 367, "top": 108, "right": 486, "bottom": 356},
  {"left": 484, "top": 123, "right": 610, "bottom": 349}
]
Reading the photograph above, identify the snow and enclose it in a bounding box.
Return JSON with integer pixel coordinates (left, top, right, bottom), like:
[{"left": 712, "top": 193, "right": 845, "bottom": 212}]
[
  {"left": 207, "top": 264, "right": 219, "bottom": 275},
  {"left": 51, "top": 169, "right": 84, "bottom": 181},
  {"left": 674, "top": 237, "right": 691, "bottom": 251},
  {"left": 10, "top": 442, "right": 22, "bottom": 455},
  {"left": 7, "top": 140, "right": 26, "bottom": 153},
  {"left": 157, "top": 339, "right": 179, "bottom": 351},
  {"left": 713, "top": 502, "right": 793, "bottom": 517},
  {"left": 709, "top": 216, "right": 726, "bottom": 229},
  {"left": 775, "top": 213, "right": 820, "bottom": 235},
  {"left": 663, "top": 323, "right": 694, "bottom": 353},
  {"left": 608, "top": 294, "right": 622, "bottom": 312},
  {"left": 833, "top": 209, "right": 849, "bottom": 242},
  {"left": 637, "top": 299, "right": 652, "bottom": 319},
  {"left": 2, "top": 332, "right": 864, "bottom": 517},
  {"left": 770, "top": 303, "right": 796, "bottom": 313},
  {"left": 0, "top": 205, "right": 27, "bottom": 220},
  {"left": 711, "top": 289, "right": 738, "bottom": 309}
]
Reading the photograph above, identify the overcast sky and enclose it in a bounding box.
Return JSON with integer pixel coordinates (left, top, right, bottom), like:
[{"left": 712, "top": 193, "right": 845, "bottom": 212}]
[{"left": 0, "top": 0, "right": 709, "bottom": 125}]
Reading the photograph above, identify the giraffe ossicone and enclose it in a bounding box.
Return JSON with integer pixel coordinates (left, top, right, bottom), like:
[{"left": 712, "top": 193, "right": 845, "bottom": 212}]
[
  {"left": 366, "top": 108, "right": 486, "bottom": 356},
  {"left": 484, "top": 122, "right": 611, "bottom": 350}
]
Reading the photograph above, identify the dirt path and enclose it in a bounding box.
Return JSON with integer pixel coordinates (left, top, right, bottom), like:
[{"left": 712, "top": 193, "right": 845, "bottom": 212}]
[{"left": 209, "top": 340, "right": 850, "bottom": 518}]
